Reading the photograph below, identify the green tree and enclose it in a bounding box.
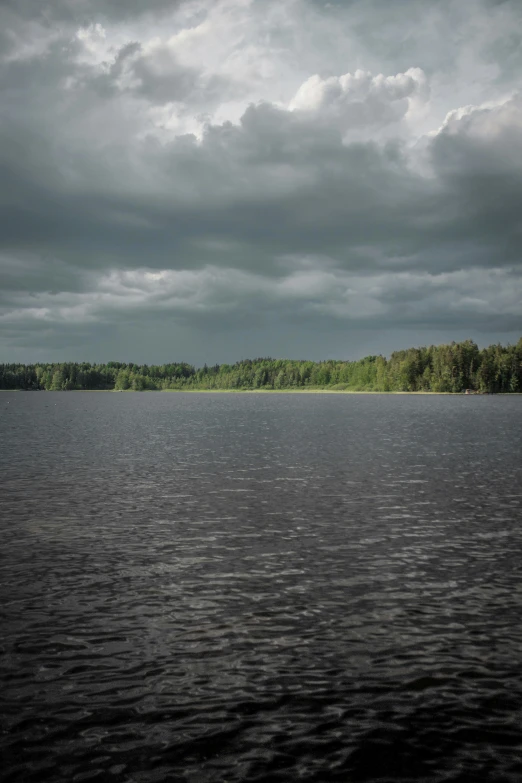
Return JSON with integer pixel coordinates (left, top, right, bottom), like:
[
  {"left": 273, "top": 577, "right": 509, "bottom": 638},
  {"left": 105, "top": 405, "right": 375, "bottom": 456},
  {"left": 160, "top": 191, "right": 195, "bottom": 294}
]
[{"left": 50, "top": 369, "right": 65, "bottom": 390}]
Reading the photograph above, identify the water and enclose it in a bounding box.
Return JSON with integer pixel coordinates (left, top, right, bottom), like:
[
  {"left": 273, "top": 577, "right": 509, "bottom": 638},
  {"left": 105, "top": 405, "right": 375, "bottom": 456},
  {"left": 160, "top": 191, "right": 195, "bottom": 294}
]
[{"left": 1, "top": 391, "right": 522, "bottom": 782}]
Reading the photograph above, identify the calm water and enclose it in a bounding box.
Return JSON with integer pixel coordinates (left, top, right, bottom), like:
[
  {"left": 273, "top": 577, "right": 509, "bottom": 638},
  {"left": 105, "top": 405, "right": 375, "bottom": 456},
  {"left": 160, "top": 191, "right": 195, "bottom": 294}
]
[{"left": 1, "top": 391, "right": 522, "bottom": 782}]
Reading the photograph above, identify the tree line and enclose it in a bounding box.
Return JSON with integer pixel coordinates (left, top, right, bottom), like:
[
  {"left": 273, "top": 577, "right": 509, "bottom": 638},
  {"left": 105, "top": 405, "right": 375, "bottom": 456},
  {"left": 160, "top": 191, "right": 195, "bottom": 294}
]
[{"left": 0, "top": 339, "right": 521, "bottom": 393}]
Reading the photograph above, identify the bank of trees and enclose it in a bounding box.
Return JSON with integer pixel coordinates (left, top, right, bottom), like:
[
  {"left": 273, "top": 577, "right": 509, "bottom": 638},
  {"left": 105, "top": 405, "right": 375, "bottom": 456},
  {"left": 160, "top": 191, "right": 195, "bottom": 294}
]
[{"left": 1, "top": 339, "right": 521, "bottom": 393}]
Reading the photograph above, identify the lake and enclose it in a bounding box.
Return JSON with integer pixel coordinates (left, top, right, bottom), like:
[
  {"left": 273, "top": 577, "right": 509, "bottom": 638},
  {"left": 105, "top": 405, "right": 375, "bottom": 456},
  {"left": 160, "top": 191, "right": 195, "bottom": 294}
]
[{"left": 1, "top": 391, "right": 521, "bottom": 782}]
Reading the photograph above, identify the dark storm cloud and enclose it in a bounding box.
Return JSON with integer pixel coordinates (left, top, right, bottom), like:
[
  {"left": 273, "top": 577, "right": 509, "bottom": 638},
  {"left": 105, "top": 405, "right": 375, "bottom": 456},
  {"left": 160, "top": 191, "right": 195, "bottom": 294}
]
[
  {"left": 0, "top": 0, "right": 521, "bottom": 361},
  {"left": 2, "top": 96, "right": 520, "bottom": 273}
]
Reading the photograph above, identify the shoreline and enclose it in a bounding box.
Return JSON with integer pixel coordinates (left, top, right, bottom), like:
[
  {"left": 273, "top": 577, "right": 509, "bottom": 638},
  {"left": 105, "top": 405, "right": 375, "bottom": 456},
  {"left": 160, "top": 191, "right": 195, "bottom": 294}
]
[{"left": 2, "top": 388, "right": 520, "bottom": 395}]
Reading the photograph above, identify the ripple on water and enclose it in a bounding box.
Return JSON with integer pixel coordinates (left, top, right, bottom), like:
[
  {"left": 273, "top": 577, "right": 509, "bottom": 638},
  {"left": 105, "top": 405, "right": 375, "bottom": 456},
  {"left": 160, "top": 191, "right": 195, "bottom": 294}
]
[{"left": 1, "top": 392, "right": 522, "bottom": 782}]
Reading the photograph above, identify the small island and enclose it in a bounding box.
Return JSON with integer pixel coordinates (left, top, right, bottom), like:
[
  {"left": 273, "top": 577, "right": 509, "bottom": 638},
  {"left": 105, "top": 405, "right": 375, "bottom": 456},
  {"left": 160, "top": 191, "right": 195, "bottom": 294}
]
[{"left": 1, "top": 338, "right": 521, "bottom": 393}]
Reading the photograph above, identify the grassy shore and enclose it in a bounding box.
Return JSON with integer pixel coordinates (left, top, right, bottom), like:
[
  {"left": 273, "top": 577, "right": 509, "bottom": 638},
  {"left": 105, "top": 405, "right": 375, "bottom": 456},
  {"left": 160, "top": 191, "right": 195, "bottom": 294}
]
[
  {"left": 159, "top": 388, "right": 455, "bottom": 394},
  {"left": 3, "top": 388, "right": 519, "bottom": 394}
]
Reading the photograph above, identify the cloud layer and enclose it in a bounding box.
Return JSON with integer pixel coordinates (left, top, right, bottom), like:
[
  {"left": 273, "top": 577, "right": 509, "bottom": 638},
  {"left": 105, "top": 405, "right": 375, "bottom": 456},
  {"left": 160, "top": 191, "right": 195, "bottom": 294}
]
[{"left": 1, "top": 0, "right": 521, "bottom": 362}]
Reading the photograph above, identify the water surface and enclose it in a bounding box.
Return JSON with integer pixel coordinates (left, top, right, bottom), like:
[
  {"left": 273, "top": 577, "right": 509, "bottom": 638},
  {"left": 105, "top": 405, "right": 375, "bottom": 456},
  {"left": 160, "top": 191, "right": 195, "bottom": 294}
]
[{"left": 1, "top": 392, "right": 522, "bottom": 782}]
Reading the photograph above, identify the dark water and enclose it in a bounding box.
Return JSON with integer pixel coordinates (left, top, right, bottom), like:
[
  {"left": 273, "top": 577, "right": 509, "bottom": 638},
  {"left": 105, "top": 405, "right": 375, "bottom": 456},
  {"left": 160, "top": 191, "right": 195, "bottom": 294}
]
[{"left": 1, "top": 391, "right": 522, "bottom": 783}]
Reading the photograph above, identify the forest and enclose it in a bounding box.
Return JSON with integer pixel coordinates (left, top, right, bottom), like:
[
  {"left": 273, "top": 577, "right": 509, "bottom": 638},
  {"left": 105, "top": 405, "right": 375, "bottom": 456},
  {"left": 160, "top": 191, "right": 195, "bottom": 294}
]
[{"left": 0, "top": 339, "right": 521, "bottom": 393}]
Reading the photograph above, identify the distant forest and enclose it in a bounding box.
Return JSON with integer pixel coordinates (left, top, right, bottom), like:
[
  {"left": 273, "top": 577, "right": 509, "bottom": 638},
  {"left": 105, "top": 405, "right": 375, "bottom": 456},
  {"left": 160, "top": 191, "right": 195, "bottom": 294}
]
[{"left": 1, "top": 339, "right": 521, "bottom": 393}]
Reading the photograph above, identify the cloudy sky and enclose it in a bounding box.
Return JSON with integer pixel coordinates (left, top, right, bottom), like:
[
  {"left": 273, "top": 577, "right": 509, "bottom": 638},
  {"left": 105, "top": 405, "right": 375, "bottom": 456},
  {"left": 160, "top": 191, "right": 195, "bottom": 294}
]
[{"left": 1, "top": 0, "right": 521, "bottom": 364}]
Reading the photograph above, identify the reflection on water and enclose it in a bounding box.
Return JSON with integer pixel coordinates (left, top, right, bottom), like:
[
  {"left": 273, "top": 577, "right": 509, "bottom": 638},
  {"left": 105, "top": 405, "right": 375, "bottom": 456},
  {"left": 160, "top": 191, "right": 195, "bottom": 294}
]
[{"left": 1, "top": 392, "right": 522, "bottom": 782}]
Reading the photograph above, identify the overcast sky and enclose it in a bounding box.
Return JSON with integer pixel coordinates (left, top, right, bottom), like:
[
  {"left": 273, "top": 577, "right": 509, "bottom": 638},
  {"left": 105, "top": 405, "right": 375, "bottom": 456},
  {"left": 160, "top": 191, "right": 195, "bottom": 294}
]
[{"left": 1, "top": 0, "right": 521, "bottom": 364}]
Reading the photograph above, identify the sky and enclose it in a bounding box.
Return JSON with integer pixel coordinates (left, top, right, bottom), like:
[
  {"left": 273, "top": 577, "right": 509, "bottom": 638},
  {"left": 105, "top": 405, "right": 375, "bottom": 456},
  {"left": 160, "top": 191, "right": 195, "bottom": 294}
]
[{"left": 1, "top": 0, "right": 521, "bottom": 365}]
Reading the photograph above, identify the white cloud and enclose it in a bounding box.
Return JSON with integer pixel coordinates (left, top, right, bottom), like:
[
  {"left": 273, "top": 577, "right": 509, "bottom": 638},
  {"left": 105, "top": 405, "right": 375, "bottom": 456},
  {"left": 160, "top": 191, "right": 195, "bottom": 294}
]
[{"left": 289, "top": 67, "right": 429, "bottom": 136}]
